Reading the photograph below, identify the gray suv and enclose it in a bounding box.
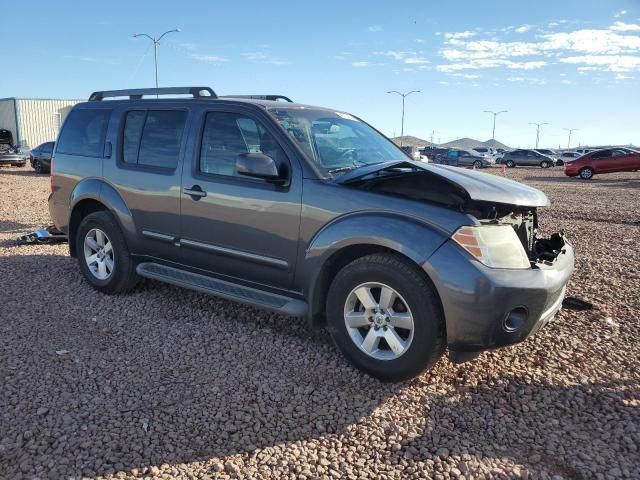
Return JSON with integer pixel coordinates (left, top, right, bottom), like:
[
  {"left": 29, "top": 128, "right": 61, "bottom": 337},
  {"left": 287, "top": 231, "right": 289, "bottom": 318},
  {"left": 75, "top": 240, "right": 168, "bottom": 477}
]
[{"left": 48, "top": 87, "right": 574, "bottom": 381}]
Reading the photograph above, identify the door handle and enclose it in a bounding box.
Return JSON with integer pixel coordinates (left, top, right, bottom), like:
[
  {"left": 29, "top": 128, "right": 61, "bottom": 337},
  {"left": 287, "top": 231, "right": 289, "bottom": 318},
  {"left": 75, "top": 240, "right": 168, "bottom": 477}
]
[{"left": 183, "top": 185, "right": 207, "bottom": 200}]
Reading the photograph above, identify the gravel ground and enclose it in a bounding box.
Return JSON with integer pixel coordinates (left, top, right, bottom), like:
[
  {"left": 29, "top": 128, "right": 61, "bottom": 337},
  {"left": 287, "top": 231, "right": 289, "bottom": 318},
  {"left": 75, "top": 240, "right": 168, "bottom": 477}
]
[{"left": 0, "top": 165, "right": 638, "bottom": 480}]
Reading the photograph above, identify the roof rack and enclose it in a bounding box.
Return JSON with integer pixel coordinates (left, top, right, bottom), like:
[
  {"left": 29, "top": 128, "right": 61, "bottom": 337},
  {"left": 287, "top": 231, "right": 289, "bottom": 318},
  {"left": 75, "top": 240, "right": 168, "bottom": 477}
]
[
  {"left": 88, "top": 87, "right": 217, "bottom": 101},
  {"left": 220, "top": 94, "right": 293, "bottom": 103}
]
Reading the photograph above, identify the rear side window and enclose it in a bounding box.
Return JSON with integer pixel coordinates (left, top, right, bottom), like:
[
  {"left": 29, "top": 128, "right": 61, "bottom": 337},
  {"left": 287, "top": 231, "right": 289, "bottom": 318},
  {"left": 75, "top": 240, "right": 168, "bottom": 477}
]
[
  {"left": 43, "top": 142, "right": 54, "bottom": 153},
  {"left": 57, "top": 109, "right": 110, "bottom": 157},
  {"left": 122, "top": 110, "right": 187, "bottom": 169}
]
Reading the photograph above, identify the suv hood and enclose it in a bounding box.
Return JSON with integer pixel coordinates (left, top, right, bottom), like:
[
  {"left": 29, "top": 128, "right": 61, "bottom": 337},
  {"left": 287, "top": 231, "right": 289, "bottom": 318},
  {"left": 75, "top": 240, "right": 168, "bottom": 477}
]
[{"left": 335, "top": 160, "right": 549, "bottom": 207}]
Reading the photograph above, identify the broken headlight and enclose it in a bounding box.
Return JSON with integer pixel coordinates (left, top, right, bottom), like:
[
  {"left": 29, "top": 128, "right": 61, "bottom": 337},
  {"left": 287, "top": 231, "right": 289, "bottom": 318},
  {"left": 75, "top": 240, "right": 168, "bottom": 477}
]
[{"left": 452, "top": 225, "right": 531, "bottom": 269}]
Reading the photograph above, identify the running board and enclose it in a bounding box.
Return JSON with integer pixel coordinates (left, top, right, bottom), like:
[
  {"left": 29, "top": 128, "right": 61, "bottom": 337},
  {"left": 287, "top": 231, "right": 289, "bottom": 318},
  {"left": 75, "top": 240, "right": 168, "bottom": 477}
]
[{"left": 136, "top": 262, "right": 308, "bottom": 317}]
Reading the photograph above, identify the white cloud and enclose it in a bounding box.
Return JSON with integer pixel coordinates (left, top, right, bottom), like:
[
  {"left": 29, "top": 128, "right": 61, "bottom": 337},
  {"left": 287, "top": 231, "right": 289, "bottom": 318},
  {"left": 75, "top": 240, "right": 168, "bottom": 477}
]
[
  {"left": 351, "top": 61, "right": 384, "bottom": 67},
  {"left": 615, "top": 73, "right": 634, "bottom": 80},
  {"left": 404, "top": 57, "right": 430, "bottom": 65},
  {"left": 437, "top": 59, "right": 546, "bottom": 72},
  {"left": 452, "top": 73, "right": 481, "bottom": 78},
  {"left": 610, "top": 21, "right": 640, "bottom": 32},
  {"left": 444, "top": 31, "right": 476, "bottom": 40},
  {"left": 515, "top": 25, "right": 533, "bottom": 33},
  {"left": 241, "top": 52, "right": 288, "bottom": 65},
  {"left": 415, "top": 38, "right": 425, "bottom": 43},
  {"left": 367, "top": 25, "right": 382, "bottom": 32},
  {"left": 437, "top": 24, "right": 640, "bottom": 74},
  {"left": 614, "top": 10, "right": 627, "bottom": 18},
  {"left": 190, "top": 53, "right": 229, "bottom": 63},
  {"left": 560, "top": 54, "right": 640, "bottom": 72}
]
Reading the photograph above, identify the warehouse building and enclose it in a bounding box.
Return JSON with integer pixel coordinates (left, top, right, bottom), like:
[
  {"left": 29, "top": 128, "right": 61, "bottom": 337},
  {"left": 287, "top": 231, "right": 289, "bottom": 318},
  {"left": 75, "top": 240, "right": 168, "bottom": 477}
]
[{"left": 0, "top": 98, "right": 83, "bottom": 149}]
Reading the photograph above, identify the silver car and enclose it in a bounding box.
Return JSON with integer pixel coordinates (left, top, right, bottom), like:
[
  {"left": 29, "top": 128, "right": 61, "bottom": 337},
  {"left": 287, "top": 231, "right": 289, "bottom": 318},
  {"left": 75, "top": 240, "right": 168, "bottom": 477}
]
[{"left": 501, "top": 149, "right": 555, "bottom": 168}]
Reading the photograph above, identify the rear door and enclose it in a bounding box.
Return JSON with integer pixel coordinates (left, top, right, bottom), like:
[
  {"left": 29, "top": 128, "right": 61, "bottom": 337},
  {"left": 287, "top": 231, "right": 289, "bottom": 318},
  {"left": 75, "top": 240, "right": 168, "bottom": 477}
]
[
  {"left": 589, "top": 150, "right": 614, "bottom": 173},
  {"left": 104, "top": 105, "right": 189, "bottom": 262},
  {"left": 179, "top": 105, "right": 303, "bottom": 290},
  {"left": 610, "top": 149, "right": 635, "bottom": 172}
]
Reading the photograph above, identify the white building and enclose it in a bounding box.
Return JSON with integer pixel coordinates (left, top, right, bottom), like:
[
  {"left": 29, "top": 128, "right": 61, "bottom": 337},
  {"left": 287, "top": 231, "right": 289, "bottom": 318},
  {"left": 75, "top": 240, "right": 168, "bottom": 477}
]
[{"left": 0, "top": 97, "right": 83, "bottom": 149}]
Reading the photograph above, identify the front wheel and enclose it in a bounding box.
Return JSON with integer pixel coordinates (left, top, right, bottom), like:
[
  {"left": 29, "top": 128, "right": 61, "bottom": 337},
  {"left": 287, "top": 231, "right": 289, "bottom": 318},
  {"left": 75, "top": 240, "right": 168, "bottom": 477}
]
[
  {"left": 505, "top": 160, "right": 515, "bottom": 168},
  {"left": 326, "top": 254, "right": 445, "bottom": 382},
  {"left": 76, "top": 211, "right": 139, "bottom": 294},
  {"left": 33, "top": 160, "right": 43, "bottom": 173},
  {"left": 473, "top": 160, "right": 483, "bottom": 169},
  {"left": 579, "top": 167, "right": 594, "bottom": 180},
  {"left": 540, "top": 160, "right": 552, "bottom": 168}
]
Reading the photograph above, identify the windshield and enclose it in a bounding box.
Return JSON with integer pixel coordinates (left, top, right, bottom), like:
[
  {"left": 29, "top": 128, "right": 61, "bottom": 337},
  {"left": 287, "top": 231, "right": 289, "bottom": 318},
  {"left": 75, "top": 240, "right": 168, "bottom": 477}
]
[{"left": 268, "top": 107, "right": 407, "bottom": 176}]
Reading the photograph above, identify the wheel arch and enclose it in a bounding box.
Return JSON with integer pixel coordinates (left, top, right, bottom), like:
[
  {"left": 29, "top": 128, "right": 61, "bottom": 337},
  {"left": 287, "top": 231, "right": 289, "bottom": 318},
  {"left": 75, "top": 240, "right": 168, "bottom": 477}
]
[
  {"left": 303, "top": 213, "right": 450, "bottom": 327},
  {"left": 68, "top": 179, "right": 134, "bottom": 257}
]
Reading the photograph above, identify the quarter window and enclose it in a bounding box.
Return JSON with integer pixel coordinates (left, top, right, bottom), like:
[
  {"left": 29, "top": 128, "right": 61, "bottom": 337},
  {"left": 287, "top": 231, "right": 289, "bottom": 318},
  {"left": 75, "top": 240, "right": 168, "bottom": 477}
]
[
  {"left": 122, "top": 110, "right": 187, "bottom": 169},
  {"left": 199, "top": 112, "right": 286, "bottom": 178},
  {"left": 57, "top": 109, "right": 111, "bottom": 157}
]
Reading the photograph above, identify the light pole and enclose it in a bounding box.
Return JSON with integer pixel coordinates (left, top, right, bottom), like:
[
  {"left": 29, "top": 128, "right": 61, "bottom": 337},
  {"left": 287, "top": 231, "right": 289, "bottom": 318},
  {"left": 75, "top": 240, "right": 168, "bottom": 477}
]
[
  {"left": 133, "top": 28, "right": 181, "bottom": 88},
  {"left": 529, "top": 122, "right": 549, "bottom": 149},
  {"left": 387, "top": 90, "right": 420, "bottom": 145},
  {"left": 483, "top": 110, "right": 508, "bottom": 141},
  {"left": 563, "top": 128, "right": 578, "bottom": 149}
]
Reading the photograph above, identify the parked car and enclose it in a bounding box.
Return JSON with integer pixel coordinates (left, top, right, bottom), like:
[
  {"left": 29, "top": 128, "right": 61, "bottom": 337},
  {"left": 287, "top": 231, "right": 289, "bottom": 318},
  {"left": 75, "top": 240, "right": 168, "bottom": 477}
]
[
  {"left": 534, "top": 149, "right": 562, "bottom": 165},
  {"left": 30, "top": 141, "right": 55, "bottom": 173},
  {"left": 0, "top": 128, "right": 27, "bottom": 167},
  {"left": 564, "top": 148, "right": 640, "bottom": 179},
  {"left": 500, "top": 149, "right": 555, "bottom": 168},
  {"left": 48, "top": 86, "right": 574, "bottom": 381},
  {"left": 438, "top": 148, "right": 493, "bottom": 168},
  {"left": 575, "top": 148, "right": 595, "bottom": 155},
  {"left": 471, "top": 147, "right": 496, "bottom": 161},
  {"left": 559, "top": 151, "right": 582, "bottom": 161}
]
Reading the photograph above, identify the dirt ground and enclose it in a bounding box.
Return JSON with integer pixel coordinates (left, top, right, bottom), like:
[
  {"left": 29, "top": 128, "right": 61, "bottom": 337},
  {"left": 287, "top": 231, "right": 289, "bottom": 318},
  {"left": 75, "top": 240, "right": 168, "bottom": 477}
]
[{"left": 1, "top": 165, "right": 638, "bottom": 480}]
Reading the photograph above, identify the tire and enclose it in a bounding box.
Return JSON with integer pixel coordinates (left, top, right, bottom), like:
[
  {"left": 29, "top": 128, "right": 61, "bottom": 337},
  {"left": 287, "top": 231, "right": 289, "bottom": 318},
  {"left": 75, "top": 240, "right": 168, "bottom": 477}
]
[
  {"left": 579, "top": 167, "right": 594, "bottom": 180},
  {"left": 326, "top": 253, "right": 445, "bottom": 382},
  {"left": 506, "top": 160, "right": 515, "bottom": 168},
  {"left": 76, "top": 211, "right": 139, "bottom": 294},
  {"left": 540, "top": 160, "right": 551, "bottom": 168},
  {"left": 34, "top": 160, "right": 42, "bottom": 173},
  {"left": 473, "top": 160, "right": 482, "bottom": 169}
]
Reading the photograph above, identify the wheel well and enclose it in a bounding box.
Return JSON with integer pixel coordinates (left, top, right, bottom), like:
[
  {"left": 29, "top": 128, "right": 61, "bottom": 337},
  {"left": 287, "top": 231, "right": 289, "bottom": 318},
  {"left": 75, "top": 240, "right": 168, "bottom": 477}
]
[
  {"left": 309, "top": 245, "right": 438, "bottom": 328},
  {"left": 68, "top": 199, "right": 108, "bottom": 257}
]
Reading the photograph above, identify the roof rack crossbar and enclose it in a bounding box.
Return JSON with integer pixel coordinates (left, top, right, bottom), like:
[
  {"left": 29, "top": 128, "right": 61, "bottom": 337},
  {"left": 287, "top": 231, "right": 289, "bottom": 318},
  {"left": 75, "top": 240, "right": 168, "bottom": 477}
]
[
  {"left": 220, "top": 94, "right": 293, "bottom": 103},
  {"left": 88, "top": 87, "right": 217, "bottom": 101}
]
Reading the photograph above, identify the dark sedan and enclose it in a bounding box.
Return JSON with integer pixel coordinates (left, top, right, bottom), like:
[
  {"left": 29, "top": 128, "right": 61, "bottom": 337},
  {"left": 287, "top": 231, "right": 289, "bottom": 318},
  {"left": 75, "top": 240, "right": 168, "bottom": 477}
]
[
  {"left": 30, "top": 141, "right": 55, "bottom": 173},
  {"left": 500, "top": 149, "right": 555, "bottom": 168}
]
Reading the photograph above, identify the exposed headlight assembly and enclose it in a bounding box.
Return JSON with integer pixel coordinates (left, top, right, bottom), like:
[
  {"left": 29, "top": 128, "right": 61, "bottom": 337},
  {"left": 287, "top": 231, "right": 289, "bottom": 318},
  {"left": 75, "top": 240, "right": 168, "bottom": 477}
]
[{"left": 452, "top": 225, "right": 531, "bottom": 269}]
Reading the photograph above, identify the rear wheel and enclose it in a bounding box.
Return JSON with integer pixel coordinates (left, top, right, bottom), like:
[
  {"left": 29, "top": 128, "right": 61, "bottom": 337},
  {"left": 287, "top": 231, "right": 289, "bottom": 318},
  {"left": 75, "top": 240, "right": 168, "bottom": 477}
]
[
  {"left": 540, "top": 160, "right": 552, "bottom": 168},
  {"left": 473, "top": 160, "right": 482, "bottom": 169},
  {"left": 326, "top": 253, "right": 445, "bottom": 382},
  {"left": 579, "top": 167, "right": 594, "bottom": 180},
  {"left": 506, "top": 160, "right": 515, "bottom": 168},
  {"left": 76, "top": 211, "right": 139, "bottom": 294}
]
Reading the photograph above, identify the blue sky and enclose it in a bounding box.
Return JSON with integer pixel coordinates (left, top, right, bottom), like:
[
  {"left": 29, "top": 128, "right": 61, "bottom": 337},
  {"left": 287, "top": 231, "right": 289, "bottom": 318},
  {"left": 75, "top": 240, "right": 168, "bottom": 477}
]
[{"left": 2, "top": 0, "right": 639, "bottom": 148}]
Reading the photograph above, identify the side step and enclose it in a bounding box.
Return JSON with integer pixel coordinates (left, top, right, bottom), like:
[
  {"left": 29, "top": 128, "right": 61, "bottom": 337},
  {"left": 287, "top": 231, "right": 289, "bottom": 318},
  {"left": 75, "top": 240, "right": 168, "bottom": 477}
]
[{"left": 136, "top": 262, "right": 308, "bottom": 317}]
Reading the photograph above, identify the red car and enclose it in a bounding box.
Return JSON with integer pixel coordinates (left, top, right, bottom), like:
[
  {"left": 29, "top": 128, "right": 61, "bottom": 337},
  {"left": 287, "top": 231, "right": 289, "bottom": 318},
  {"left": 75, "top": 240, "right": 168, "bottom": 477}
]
[{"left": 564, "top": 148, "right": 640, "bottom": 179}]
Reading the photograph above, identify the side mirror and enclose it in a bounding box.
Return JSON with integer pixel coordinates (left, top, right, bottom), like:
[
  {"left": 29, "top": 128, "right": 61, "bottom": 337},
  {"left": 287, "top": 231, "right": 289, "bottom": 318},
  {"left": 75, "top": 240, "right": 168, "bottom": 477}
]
[{"left": 236, "top": 153, "right": 284, "bottom": 183}]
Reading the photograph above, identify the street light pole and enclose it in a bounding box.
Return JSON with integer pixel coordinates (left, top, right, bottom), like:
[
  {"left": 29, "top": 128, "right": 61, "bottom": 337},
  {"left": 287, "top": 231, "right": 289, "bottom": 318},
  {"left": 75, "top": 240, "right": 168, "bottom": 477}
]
[
  {"left": 563, "top": 128, "right": 578, "bottom": 149},
  {"left": 529, "top": 122, "right": 549, "bottom": 149},
  {"left": 387, "top": 90, "right": 420, "bottom": 145},
  {"left": 133, "top": 28, "right": 181, "bottom": 88},
  {"left": 483, "top": 110, "right": 508, "bottom": 140}
]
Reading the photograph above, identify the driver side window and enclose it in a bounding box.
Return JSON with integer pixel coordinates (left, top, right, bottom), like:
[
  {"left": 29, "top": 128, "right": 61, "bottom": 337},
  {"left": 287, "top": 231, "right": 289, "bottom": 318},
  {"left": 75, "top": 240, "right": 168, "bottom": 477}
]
[{"left": 199, "top": 112, "right": 286, "bottom": 178}]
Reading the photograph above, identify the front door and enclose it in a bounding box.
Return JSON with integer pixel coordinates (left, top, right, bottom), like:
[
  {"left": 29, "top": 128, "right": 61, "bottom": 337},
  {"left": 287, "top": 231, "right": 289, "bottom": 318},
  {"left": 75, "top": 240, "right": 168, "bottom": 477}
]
[{"left": 179, "top": 107, "right": 302, "bottom": 291}]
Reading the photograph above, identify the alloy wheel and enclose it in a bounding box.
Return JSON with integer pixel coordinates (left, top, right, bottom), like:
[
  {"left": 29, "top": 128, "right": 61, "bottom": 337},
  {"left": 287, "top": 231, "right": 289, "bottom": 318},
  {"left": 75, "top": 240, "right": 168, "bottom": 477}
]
[
  {"left": 343, "top": 282, "right": 415, "bottom": 361},
  {"left": 83, "top": 228, "right": 114, "bottom": 280}
]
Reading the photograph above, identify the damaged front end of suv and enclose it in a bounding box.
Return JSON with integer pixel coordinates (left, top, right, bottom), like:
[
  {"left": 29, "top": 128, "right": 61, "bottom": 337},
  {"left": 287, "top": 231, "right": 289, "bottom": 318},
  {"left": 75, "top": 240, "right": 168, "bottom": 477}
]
[{"left": 336, "top": 160, "right": 574, "bottom": 359}]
